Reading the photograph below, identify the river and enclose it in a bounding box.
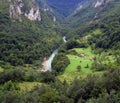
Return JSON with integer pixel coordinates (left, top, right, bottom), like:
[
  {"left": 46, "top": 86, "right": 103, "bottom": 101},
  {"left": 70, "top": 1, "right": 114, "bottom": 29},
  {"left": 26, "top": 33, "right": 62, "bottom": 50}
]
[
  {"left": 45, "top": 49, "right": 58, "bottom": 71},
  {"left": 41, "top": 36, "right": 66, "bottom": 72},
  {"left": 63, "top": 36, "right": 67, "bottom": 43}
]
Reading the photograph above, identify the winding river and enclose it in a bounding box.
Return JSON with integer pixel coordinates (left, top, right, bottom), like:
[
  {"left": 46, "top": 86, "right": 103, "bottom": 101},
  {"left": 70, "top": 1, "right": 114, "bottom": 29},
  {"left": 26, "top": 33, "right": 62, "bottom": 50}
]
[
  {"left": 45, "top": 49, "right": 58, "bottom": 71},
  {"left": 41, "top": 36, "right": 66, "bottom": 72}
]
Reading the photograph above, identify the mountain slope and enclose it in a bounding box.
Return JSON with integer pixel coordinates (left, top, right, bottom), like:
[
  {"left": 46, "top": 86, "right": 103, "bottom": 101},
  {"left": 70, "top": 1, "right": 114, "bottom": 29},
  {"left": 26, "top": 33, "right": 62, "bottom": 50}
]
[
  {"left": 46, "top": 0, "right": 83, "bottom": 17},
  {"left": 45, "top": 0, "right": 84, "bottom": 22},
  {"left": 65, "top": 0, "right": 120, "bottom": 50},
  {"left": 65, "top": 0, "right": 111, "bottom": 28},
  {"left": 0, "top": 0, "right": 62, "bottom": 66},
  {"left": 45, "top": 0, "right": 110, "bottom": 23}
]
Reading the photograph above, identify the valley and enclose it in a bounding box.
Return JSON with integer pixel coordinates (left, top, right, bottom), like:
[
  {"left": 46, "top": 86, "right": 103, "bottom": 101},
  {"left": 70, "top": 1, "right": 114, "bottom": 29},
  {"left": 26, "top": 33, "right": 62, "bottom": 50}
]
[{"left": 0, "top": 0, "right": 120, "bottom": 103}]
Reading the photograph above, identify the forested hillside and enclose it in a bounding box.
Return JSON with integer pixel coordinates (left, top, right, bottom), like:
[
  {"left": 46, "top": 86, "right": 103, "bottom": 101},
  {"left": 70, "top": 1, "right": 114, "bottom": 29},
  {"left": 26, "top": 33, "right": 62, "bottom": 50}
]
[
  {"left": 65, "top": 0, "right": 120, "bottom": 50},
  {"left": 46, "top": 0, "right": 83, "bottom": 17},
  {"left": 45, "top": 0, "right": 84, "bottom": 22},
  {"left": 65, "top": 0, "right": 119, "bottom": 28},
  {"left": 0, "top": 0, "right": 62, "bottom": 67}
]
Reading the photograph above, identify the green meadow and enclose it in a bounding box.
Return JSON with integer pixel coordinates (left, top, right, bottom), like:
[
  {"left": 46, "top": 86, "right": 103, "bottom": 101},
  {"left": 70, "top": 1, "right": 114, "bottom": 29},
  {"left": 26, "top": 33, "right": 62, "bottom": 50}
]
[{"left": 58, "top": 47, "right": 114, "bottom": 83}]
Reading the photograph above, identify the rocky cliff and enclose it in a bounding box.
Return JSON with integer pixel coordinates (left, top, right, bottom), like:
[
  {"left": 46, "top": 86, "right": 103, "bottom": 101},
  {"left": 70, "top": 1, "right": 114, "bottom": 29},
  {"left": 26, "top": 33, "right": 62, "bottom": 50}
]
[
  {"left": 8, "top": 0, "right": 41, "bottom": 21},
  {"left": 94, "top": 0, "right": 110, "bottom": 8},
  {"left": 74, "top": 0, "right": 110, "bottom": 13},
  {"left": 63, "top": 0, "right": 112, "bottom": 28}
]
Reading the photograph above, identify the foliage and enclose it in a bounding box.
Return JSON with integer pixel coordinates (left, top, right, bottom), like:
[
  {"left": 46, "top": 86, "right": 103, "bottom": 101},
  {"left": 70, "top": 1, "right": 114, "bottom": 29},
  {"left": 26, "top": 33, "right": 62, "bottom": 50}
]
[
  {"left": 40, "top": 71, "right": 55, "bottom": 83},
  {"left": 52, "top": 53, "right": 70, "bottom": 75},
  {"left": 87, "top": 91, "right": 120, "bottom": 103},
  {"left": 91, "top": 60, "right": 106, "bottom": 71},
  {"left": 0, "top": 68, "right": 119, "bottom": 103},
  {"left": 0, "top": 69, "right": 25, "bottom": 84},
  {"left": 0, "top": 2, "right": 62, "bottom": 66},
  {"left": 67, "top": 68, "right": 120, "bottom": 103},
  {"left": 59, "top": 39, "right": 88, "bottom": 53},
  {"left": 77, "top": 65, "right": 81, "bottom": 72}
]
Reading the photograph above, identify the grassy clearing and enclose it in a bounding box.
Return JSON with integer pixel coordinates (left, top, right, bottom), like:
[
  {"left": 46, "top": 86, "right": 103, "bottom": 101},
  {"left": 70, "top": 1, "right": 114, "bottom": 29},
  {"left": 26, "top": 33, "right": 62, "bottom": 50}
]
[
  {"left": 85, "top": 28, "right": 103, "bottom": 39},
  {"left": 87, "top": 28, "right": 102, "bottom": 36},
  {"left": 58, "top": 47, "right": 114, "bottom": 83},
  {"left": 18, "top": 82, "right": 43, "bottom": 91},
  {"left": 65, "top": 55, "right": 92, "bottom": 73},
  {"left": 58, "top": 71, "right": 103, "bottom": 83},
  {"left": 92, "top": 29, "right": 102, "bottom": 35},
  {"left": 66, "top": 48, "right": 94, "bottom": 73},
  {"left": 0, "top": 67, "right": 4, "bottom": 72},
  {"left": 58, "top": 48, "right": 96, "bottom": 83}
]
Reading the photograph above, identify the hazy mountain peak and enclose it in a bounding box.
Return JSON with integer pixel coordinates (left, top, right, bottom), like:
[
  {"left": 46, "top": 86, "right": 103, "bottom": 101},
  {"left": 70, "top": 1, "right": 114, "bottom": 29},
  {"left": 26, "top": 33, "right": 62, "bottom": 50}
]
[{"left": 45, "top": 0, "right": 110, "bottom": 23}]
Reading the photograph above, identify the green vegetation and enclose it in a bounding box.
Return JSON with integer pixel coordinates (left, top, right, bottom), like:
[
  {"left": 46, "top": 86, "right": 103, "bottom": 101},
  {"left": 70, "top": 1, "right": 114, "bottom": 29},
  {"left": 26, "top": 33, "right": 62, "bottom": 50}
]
[
  {"left": 0, "top": 68, "right": 120, "bottom": 103},
  {"left": 59, "top": 39, "right": 88, "bottom": 53},
  {"left": 0, "top": 67, "right": 3, "bottom": 72},
  {"left": 0, "top": 0, "right": 62, "bottom": 67},
  {"left": 18, "top": 82, "right": 42, "bottom": 91},
  {"left": 46, "top": 0, "right": 82, "bottom": 18},
  {"left": 0, "top": 17, "right": 61, "bottom": 66},
  {"left": 58, "top": 48, "right": 95, "bottom": 82},
  {"left": 0, "top": 0, "right": 120, "bottom": 102},
  {"left": 92, "top": 29, "right": 102, "bottom": 35},
  {"left": 68, "top": 9, "right": 120, "bottom": 50},
  {"left": 52, "top": 53, "right": 70, "bottom": 75},
  {"left": 57, "top": 46, "right": 117, "bottom": 83},
  {"left": 67, "top": 68, "right": 120, "bottom": 103}
]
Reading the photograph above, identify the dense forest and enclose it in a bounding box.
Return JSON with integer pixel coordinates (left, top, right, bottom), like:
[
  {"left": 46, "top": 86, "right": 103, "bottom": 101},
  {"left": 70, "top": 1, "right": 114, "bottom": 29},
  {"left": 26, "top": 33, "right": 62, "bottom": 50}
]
[{"left": 0, "top": 0, "right": 62, "bottom": 67}]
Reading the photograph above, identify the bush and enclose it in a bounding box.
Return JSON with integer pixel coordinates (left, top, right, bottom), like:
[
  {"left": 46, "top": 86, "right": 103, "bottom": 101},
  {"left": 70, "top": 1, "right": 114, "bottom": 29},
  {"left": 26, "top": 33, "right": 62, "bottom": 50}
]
[
  {"left": 0, "top": 69, "right": 25, "bottom": 84},
  {"left": 77, "top": 66, "right": 81, "bottom": 72},
  {"left": 91, "top": 61, "right": 106, "bottom": 71},
  {"left": 66, "top": 50, "right": 78, "bottom": 55},
  {"left": 52, "top": 53, "right": 70, "bottom": 75},
  {"left": 41, "top": 71, "right": 55, "bottom": 83}
]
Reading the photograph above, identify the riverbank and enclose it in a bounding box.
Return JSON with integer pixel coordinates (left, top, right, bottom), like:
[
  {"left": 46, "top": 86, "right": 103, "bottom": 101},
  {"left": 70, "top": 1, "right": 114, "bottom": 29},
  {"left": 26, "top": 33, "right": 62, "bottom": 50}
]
[
  {"left": 41, "top": 36, "right": 66, "bottom": 72},
  {"left": 41, "top": 49, "right": 58, "bottom": 72},
  {"left": 41, "top": 60, "right": 49, "bottom": 72}
]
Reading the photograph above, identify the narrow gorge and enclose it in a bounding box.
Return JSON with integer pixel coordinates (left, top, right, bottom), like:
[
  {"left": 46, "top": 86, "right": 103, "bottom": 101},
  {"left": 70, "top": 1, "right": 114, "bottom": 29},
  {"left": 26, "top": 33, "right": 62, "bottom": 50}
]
[{"left": 41, "top": 36, "right": 67, "bottom": 72}]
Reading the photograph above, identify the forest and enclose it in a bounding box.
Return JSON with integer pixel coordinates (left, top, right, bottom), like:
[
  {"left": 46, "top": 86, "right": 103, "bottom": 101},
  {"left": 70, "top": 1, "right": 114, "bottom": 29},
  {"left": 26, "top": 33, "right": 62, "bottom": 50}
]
[{"left": 0, "top": 1, "right": 62, "bottom": 67}]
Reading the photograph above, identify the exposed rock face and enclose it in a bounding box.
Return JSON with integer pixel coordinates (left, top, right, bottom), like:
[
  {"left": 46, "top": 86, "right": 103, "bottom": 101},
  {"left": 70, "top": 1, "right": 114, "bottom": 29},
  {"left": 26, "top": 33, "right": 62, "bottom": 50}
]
[
  {"left": 73, "top": 0, "right": 110, "bottom": 18},
  {"left": 94, "top": 0, "right": 103, "bottom": 8},
  {"left": 74, "top": 4, "right": 83, "bottom": 14},
  {"left": 74, "top": 0, "right": 110, "bottom": 12},
  {"left": 94, "top": 0, "right": 110, "bottom": 8},
  {"left": 25, "top": 7, "right": 41, "bottom": 21},
  {"left": 9, "top": 0, "right": 24, "bottom": 21},
  {"left": 53, "top": 16, "right": 56, "bottom": 22},
  {"left": 9, "top": 0, "right": 41, "bottom": 21}
]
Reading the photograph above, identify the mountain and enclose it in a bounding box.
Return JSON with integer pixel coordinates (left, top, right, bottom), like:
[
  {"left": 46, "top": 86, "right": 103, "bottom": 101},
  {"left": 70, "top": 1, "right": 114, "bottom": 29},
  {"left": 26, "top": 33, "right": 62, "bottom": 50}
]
[
  {"left": 45, "top": 0, "right": 120, "bottom": 50},
  {"left": 45, "top": 0, "right": 111, "bottom": 25},
  {"left": 1, "top": 0, "right": 57, "bottom": 22},
  {"left": 45, "top": 0, "right": 84, "bottom": 22},
  {"left": 65, "top": 0, "right": 112, "bottom": 28},
  {"left": 64, "top": 0, "right": 120, "bottom": 50},
  {"left": 0, "top": 0, "right": 62, "bottom": 66},
  {"left": 46, "top": 0, "right": 83, "bottom": 17}
]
